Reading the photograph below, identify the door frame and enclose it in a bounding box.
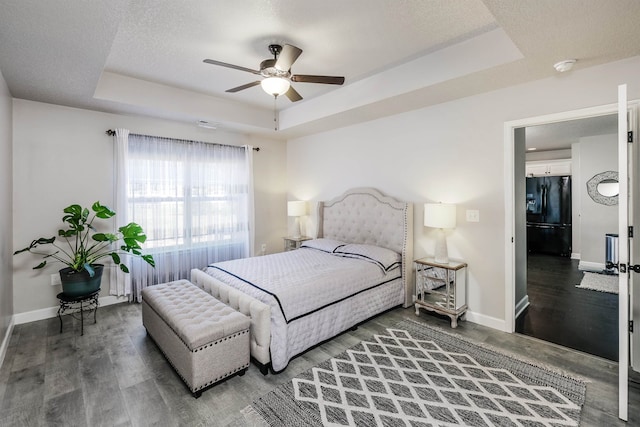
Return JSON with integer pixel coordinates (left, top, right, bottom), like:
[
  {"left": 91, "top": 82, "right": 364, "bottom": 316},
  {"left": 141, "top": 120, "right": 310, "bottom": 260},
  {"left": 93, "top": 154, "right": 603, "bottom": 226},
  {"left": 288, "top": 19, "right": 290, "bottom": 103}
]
[
  {"left": 505, "top": 97, "right": 640, "bottom": 421},
  {"left": 504, "top": 102, "right": 623, "bottom": 333},
  {"left": 617, "top": 84, "right": 630, "bottom": 421}
]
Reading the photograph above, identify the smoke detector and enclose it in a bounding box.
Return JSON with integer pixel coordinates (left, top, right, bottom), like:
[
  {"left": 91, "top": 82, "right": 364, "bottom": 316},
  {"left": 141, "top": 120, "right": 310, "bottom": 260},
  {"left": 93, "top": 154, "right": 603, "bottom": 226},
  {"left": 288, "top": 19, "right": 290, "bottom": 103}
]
[{"left": 553, "top": 59, "right": 576, "bottom": 73}]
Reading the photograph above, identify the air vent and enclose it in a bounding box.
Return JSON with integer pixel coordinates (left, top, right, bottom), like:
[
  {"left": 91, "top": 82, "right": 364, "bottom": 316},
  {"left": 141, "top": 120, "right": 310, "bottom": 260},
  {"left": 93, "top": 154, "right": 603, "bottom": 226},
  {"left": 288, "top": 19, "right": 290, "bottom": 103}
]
[{"left": 196, "top": 120, "right": 217, "bottom": 129}]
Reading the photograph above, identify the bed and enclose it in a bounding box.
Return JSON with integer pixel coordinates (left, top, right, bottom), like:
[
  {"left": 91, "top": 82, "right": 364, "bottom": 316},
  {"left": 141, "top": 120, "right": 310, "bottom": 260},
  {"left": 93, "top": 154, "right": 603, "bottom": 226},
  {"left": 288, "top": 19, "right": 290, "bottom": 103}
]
[{"left": 191, "top": 187, "right": 414, "bottom": 373}]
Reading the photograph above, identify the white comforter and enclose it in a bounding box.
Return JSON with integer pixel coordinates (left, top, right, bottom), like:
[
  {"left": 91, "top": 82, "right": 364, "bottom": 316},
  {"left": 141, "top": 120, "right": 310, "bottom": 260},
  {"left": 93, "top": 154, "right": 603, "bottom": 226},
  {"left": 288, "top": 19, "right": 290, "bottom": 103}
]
[{"left": 205, "top": 247, "right": 403, "bottom": 371}]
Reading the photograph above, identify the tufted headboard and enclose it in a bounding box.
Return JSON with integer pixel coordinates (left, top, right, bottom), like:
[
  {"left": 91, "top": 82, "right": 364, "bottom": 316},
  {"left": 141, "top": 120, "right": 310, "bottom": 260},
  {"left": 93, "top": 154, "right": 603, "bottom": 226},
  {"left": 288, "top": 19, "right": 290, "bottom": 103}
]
[{"left": 316, "top": 188, "right": 414, "bottom": 307}]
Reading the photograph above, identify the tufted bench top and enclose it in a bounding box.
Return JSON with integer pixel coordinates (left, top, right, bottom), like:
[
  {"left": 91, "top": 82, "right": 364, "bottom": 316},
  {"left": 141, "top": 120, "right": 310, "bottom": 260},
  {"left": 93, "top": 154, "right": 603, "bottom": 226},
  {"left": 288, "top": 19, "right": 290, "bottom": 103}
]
[{"left": 141, "top": 280, "right": 249, "bottom": 350}]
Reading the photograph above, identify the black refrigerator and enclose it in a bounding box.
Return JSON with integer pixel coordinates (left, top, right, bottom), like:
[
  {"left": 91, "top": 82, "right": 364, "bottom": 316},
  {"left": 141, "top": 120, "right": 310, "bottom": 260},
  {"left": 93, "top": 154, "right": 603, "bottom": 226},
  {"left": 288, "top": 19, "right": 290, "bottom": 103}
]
[{"left": 526, "top": 175, "right": 572, "bottom": 257}]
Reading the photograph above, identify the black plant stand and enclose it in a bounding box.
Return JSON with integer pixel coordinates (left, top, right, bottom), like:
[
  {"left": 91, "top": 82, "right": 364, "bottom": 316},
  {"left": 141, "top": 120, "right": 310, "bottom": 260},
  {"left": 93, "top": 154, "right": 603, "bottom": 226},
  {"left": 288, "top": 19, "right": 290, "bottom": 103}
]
[{"left": 57, "top": 289, "right": 100, "bottom": 336}]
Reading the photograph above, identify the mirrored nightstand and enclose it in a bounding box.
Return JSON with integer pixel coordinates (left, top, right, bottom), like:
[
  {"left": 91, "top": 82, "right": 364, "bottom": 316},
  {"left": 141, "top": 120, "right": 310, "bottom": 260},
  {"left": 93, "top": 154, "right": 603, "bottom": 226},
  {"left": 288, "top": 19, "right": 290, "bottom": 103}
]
[
  {"left": 414, "top": 257, "right": 467, "bottom": 328},
  {"left": 283, "top": 236, "right": 312, "bottom": 251}
]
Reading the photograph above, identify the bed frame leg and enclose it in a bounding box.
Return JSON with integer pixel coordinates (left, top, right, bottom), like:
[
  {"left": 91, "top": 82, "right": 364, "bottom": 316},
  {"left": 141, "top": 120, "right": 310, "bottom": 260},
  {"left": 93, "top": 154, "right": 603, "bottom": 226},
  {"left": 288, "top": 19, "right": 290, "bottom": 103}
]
[{"left": 259, "top": 364, "right": 269, "bottom": 376}]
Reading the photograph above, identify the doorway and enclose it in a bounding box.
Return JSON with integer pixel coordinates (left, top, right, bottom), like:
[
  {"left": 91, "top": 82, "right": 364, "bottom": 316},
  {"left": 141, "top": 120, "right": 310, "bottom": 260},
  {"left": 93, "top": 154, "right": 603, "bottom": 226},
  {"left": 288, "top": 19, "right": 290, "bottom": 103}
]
[
  {"left": 504, "top": 94, "right": 640, "bottom": 421},
  {"left": 503, "top": 102, "right": 628, "bottom": 328},
  {"left": 515, "top": 115, "right": 619, "bottom": 360}
]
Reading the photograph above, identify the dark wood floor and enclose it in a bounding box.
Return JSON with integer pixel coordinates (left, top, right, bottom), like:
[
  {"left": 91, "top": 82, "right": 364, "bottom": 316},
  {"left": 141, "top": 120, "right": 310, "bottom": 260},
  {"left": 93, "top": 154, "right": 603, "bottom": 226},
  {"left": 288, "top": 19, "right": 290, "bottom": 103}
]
[
  {"left": 516, "top": 253, "right": 619, "bottom": 361},
  {"left": 1, "top": 302, "right": 638, "bottom": 426}
]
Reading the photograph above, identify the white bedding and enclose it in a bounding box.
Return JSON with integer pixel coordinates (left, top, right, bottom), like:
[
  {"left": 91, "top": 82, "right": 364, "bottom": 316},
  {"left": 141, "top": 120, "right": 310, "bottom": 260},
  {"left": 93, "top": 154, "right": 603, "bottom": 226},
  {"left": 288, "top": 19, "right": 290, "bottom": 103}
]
[{"left": 205, "top": 245, "right": 403, "bottom": 371}]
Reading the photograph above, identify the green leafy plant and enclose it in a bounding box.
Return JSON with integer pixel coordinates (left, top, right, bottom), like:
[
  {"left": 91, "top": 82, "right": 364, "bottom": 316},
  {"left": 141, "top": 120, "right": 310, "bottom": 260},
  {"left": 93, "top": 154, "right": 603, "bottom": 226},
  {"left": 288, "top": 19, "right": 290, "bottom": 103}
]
[{"left": 14, "top": 201, "right": 155, "bottom": 277}]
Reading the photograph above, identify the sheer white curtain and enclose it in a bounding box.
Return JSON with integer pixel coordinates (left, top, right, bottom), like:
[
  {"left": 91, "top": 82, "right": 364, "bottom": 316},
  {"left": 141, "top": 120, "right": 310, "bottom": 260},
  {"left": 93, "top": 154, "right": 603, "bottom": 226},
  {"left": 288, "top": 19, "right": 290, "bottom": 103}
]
[
  {"left": 243, "top": 144, "right": 255, "bottom": 257},
  {"left": 112, "top": 131, "right": 254, "bottom": 301},
  {"left": 110, "top": 128, "right": 131, "bottom": 296}
]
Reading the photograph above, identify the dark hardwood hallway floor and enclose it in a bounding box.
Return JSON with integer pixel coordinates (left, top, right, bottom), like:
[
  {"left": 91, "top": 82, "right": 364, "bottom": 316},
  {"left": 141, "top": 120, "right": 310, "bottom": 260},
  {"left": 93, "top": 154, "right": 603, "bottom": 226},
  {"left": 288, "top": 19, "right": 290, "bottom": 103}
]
[{"left": 516, "top": 253, "right": 619, "bottom": 361}]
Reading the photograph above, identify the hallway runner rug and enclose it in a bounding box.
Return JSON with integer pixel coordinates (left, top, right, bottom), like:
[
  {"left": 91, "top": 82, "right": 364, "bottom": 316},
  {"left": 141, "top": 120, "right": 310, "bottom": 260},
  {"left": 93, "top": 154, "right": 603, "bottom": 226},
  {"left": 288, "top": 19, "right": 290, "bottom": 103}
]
[
  {"left": 244, "top": 319, "right": 585, "bottom": 426},
  {"left": 576, "top": 271, "right": 618, "bottom": 294}
]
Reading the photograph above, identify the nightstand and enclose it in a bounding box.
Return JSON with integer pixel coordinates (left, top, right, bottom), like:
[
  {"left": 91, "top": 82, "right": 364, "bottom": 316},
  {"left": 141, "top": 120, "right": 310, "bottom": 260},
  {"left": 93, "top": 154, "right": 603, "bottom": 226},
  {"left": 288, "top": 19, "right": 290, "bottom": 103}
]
[
  {"left": 414, "top": 257, "right": 467, "bottom": 328},
  {"left": 283, "top": 236, "right": 312, "bottom": 251}
]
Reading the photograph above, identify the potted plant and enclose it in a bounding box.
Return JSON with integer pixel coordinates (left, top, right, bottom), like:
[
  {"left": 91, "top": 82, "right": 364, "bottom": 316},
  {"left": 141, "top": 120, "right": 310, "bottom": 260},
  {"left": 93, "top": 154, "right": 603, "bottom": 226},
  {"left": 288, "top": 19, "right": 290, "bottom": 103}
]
[{"left": 14, "top": 201, "right": 155, "bottom": 297}]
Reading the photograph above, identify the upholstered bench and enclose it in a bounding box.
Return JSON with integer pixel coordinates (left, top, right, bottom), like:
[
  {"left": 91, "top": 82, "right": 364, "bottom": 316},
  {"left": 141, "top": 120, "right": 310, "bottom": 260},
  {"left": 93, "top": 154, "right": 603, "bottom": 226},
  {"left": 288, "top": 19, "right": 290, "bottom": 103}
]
[{"left": 141, "top": 279, "right": 250, "bottom": 397}]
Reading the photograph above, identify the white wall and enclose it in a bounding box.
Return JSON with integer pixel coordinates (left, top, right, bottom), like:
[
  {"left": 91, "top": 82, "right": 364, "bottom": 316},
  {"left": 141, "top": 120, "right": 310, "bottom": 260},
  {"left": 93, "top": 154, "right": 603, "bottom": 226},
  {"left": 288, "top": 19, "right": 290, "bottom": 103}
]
[
  {"left": 571, "top": 142, "right": 582, "bottom": 257},
  {"left": 0, "top": 69, "right": 13, "bottom": 355},
  {"left": 514, "top": 129, "right": 527, "bottom": 313},
  {"left": 578, "top": 134, "right": 618, "bottom": 268},
  {"left": 287, "top": 55, "right": 640, "bottom": 329},
  {"left": 12, "top": 100, "right": 287, "bottom": 314},
  {"left": 525, "top": 149, "right": 571, "bottom": 161}
]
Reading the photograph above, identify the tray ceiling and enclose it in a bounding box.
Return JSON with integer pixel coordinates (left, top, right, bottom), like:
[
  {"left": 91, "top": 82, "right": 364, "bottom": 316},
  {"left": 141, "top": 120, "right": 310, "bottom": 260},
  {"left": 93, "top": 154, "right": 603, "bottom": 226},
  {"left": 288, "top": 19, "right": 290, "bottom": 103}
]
[{"left": 1, "top": 0, "right": 639, "bottom": 137}]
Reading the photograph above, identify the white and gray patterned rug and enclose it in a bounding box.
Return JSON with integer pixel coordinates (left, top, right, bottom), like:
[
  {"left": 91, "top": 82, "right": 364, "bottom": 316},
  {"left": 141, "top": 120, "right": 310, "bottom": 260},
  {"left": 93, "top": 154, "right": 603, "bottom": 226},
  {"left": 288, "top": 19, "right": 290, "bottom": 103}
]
[
  {"left": 245, "top": 320, "right": 585, "bottom": 426},
  {"left": 576, "top": 271, "right": 618, "bottom": 294}
]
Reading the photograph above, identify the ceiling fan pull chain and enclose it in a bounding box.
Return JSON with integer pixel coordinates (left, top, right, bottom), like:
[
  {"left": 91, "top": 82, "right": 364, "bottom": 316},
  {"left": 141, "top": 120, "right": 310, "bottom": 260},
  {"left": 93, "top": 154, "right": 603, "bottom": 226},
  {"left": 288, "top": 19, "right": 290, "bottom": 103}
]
[{"left": 273, "top": 95, "right": 278, "bottom": 131}]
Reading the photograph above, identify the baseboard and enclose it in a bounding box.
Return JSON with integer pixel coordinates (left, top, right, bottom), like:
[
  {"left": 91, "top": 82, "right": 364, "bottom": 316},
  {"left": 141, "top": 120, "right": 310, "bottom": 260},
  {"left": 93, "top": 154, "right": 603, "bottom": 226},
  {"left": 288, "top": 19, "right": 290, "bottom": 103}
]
[
  {"left": 464, "top": 310, "right": 507, "bottom": 332},
  {"left": 515, "top": 295, "right": 530, "bottom": 319},
  {"left": 13, "top": 295, "right": 127, "bottom": 325},
  {"left": 571, "top": 253, "right": 580, "bottom": 260},
  {"left": 0, "top": 315, "right": 15, "bottom": 370},
  {"left": 578, "top": 261, "right": 604, "bottom": 272}
]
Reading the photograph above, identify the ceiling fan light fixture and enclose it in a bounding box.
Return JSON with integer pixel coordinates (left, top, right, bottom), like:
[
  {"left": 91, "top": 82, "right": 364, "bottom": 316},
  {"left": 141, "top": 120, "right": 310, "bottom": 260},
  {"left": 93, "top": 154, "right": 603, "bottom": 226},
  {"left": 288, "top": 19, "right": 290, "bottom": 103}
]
[
  {"left": 261, "top": 77, "right": 290, "bottom": 96},
  {"left": 204, "top": 43, "right": 344, "bottom": 103}
]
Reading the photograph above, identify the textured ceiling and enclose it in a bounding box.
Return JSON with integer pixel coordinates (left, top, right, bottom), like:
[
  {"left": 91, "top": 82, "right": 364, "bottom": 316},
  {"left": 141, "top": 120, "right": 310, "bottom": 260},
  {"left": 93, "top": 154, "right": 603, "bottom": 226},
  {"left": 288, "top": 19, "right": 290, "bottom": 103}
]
[
  {"left": 1, "top": 0, "right": 639, "bottom": 138},
  {"left": 526, "top": 114, "right": 618, "bottom": 152},
  {"left": 104, "top": 0, "right": 496, "bottom": 108}
]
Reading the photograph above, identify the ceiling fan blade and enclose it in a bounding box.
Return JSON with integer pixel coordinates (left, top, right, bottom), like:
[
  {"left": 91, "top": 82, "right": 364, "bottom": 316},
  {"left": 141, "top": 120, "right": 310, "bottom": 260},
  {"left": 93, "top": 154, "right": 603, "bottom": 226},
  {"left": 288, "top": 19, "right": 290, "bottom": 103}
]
[
  {"left": 291, "top": 74, "right": 345, "bottom": 85},
  {"left": 226, "top": 81, "right": 261, "bottom": 93},
  {"left": 284, "top": 86, "right": 303, "bottom": 102},
  {"left": 203, "top": 59, "right": 261, "bottom": 75},
  {"left": 275, "top": 44, "right": 303, "bottom": 71}
]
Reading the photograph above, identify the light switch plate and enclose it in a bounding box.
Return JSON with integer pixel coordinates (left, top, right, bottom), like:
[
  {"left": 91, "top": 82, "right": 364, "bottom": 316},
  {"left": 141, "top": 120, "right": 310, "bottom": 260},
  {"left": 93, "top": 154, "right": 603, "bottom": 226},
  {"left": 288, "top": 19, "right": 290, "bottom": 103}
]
[{"left": 466, "top": 209, "right": 480, "bottom": 222}]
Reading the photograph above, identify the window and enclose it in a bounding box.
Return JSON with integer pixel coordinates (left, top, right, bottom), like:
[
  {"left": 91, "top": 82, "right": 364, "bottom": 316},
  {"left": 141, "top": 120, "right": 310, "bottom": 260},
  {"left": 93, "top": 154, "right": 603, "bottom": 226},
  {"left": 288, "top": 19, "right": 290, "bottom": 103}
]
[{"left": 123, "top": 133, "right": 252, "bottom": 297}]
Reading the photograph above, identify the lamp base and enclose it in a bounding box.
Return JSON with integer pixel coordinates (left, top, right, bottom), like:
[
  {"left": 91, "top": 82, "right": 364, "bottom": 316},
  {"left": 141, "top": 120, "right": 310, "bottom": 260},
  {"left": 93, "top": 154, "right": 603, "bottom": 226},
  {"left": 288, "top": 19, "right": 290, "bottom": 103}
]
[
  {"left": 292, "top": 217, "right": 301, "bottom": 239},
  {"left": 434, "top": 229, "right": 449, "bottom": 264}
]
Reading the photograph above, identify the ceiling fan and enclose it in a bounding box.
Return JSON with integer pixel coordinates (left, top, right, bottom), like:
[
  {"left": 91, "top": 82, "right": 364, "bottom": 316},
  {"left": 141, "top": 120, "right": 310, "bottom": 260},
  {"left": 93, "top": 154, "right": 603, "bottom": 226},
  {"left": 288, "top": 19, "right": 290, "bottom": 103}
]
[{"left": 203, "top": 44, "right": 345, "bottom": 102}]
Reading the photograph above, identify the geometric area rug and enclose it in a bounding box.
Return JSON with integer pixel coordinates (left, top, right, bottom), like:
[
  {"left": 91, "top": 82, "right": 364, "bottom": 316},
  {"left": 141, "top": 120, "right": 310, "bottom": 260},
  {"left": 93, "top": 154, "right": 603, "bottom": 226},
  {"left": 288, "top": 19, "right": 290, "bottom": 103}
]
[
  {"left": 245, "top": 319, "right": 586, "bottom": 426},
  {"left": 576, "top": 271, "right": 619, "bottom": 294}
]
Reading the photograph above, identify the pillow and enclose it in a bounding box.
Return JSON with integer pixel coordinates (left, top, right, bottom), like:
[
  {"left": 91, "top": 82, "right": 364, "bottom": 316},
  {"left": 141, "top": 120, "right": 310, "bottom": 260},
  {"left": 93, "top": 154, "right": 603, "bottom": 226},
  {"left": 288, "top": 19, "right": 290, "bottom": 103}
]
[
  {"left": 300, "top": 238, "right": 346, "bottom": 253},
  {"left": 333, "top": 243, "right": 402, "bottom": 273}
]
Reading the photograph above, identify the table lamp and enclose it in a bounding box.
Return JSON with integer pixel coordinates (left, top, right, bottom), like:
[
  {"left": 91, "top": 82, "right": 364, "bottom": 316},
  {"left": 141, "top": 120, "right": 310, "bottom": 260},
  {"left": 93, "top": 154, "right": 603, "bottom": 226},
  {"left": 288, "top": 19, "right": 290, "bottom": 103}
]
[
  {"left": 424, "top": 203, "right": 456, "bottom": 263},
  {"left": 287, "top": 201, "right": 307, "bottom": 238}
]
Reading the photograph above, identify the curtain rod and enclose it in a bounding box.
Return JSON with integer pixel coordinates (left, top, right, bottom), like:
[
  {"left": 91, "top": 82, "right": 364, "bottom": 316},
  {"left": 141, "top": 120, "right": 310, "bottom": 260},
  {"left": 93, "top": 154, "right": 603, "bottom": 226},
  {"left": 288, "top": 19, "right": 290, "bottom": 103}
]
[{"left": 105, "top": 129, "right": 260, "bottom": 151}]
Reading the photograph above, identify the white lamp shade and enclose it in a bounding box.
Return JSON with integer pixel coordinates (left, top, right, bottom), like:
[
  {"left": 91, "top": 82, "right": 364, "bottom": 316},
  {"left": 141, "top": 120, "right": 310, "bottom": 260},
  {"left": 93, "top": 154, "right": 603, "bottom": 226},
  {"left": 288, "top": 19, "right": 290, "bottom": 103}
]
[
  {"left": 287, "top": 201, "right": 307, "bottom": 217},
  {"left": 424, "top": 203, "right": 456, "bottom": 229},
  {"left": 261, "top": 77, "right": 291, "bottom": 96}
]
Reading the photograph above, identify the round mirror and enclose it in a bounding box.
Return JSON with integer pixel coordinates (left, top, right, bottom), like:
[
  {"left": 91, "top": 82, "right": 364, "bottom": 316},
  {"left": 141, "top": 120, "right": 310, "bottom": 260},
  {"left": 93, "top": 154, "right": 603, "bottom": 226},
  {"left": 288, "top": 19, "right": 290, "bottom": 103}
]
[
  {"left": 596, "top": 179, "right": 619, "bottom": 197},
  {"left": 586, "top": 171, "right": 619, "bottom": 206}
]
